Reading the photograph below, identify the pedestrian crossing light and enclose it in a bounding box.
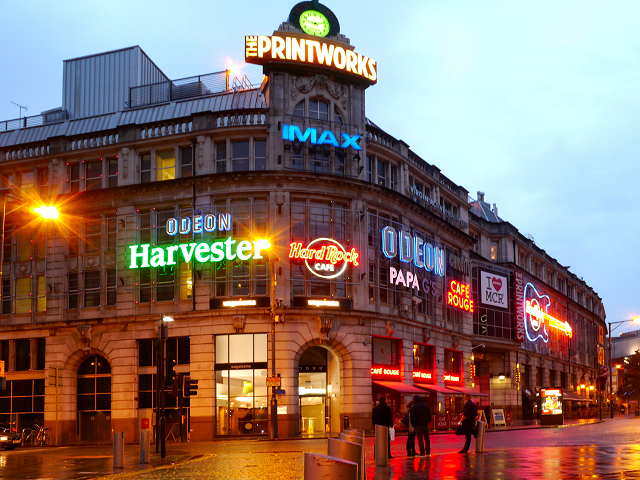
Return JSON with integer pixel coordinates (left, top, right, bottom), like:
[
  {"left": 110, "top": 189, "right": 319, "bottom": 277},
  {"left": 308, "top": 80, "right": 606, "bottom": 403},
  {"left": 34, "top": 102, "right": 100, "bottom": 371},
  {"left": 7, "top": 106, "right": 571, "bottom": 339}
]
[{"left": 184, "top": 375, "right": 198, "bottom": 397}]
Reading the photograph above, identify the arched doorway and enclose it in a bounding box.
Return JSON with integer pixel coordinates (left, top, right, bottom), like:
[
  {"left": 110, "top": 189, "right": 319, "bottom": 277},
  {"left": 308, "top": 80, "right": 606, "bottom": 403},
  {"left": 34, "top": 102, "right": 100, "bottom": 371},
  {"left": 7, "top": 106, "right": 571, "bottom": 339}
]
[
  {"left": 77, "top": 355, "right": 111, "bottom": 443},
  {"left": 298, "top": 345, "right": 341, "bottom": 436}
]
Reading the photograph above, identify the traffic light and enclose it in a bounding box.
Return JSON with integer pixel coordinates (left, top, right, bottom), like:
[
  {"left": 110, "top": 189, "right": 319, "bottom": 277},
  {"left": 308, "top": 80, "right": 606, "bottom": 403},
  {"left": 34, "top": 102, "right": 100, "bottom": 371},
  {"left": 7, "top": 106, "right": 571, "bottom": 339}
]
[
  {"left": 184, "top": 375, "right": 198, "bottom": 397},
  {"left": 166, "top": 355, "right": 176, "bottom": 387}
]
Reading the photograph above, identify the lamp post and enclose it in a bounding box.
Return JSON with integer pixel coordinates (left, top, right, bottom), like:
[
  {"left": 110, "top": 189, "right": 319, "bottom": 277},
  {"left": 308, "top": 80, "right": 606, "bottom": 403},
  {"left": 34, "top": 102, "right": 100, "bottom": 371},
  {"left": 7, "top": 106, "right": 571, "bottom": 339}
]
[
  {"left": 608, "top": 317, "right": 640, "bottom": 419},
  {"left": 265, "top": 243, "right": 280, "bottom": 440},
  {"left": 157, "top": 314, "right": 174, "bottom": 458}
]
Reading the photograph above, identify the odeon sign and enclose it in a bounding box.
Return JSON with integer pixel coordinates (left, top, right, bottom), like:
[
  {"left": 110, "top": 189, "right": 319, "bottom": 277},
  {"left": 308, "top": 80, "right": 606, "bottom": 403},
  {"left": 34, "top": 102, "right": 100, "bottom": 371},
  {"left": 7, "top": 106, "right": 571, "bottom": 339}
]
[
  {"left": 382, "top": 226, "right": 446, "bottom": 276},
  {"left": 288, "top": 238, "right": 359, "bottom": 279},
  {"left": 245, "top": 35, "right": 377, "bottom": 84},
  {"left": 127, "top": 214, "right": 271, "bottom": 268}
]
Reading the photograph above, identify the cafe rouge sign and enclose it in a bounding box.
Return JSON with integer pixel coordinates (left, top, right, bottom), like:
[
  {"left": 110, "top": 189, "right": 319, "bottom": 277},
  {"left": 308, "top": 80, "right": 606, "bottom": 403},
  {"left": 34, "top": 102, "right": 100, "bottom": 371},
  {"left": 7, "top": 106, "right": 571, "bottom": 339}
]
[
  {"left": 127, "top": 214, "right": 271, "bottom": 268},
  {"left": 245, "top": 34, "right": 377, "bottom": 84}
]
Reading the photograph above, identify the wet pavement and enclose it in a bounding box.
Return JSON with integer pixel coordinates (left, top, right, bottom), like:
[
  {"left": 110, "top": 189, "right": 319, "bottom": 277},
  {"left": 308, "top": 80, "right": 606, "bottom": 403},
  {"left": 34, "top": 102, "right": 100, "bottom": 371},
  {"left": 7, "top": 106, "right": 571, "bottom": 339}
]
[{"left": 1, "top": 416, "right": 639, "bottom": 479}]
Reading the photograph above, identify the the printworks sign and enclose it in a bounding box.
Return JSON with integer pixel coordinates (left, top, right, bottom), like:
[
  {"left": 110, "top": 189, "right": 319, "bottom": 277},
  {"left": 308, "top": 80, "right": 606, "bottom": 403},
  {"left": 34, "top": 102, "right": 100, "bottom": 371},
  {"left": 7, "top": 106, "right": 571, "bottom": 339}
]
[
  {"left": 127, "top": 214, "right": 271, "bottom": 268},
  {"left": 245, "top": 35, "right": 377, "bottom": 84},
  {"left": 289, "top": 238, "right": 359, "bottom": 279}
]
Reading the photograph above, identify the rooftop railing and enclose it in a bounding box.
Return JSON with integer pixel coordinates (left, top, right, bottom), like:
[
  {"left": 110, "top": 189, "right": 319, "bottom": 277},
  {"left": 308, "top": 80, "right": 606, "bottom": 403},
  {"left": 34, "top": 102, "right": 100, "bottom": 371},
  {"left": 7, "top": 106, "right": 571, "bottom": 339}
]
[{"left": 0, "top": 109, "right": 68, "bottom": 132}]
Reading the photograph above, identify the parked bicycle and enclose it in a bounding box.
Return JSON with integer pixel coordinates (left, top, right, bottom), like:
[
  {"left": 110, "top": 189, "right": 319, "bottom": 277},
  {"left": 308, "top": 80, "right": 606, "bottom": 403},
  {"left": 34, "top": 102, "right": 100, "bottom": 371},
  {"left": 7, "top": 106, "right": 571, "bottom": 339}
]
[{"left": 32, "top": 424, "right": 50, "bottom": 446}]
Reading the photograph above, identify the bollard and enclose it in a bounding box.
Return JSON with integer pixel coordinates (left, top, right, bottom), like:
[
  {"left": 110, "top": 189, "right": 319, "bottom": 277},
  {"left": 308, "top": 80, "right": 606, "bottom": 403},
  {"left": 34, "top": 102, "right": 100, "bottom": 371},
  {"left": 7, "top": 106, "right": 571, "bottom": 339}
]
[
  {"left": 475, "top": 421, "right": 486, "bottom": 453},
  {"left": 304, "top": 452, "right": 358, "bottom": 480},
  {"left": 113, "top": 431, "right": 125, "bottom": 468},
  {"left": 374, "top": 424, "right": 388, "bottom": 466},
  {"left": 338, "top": 433, "right": 366, "bottom": 480},
  {"left": 329, "top": 438, "right": 366, "bottom": 480},
  {"left": 139, "top": 430, "right": 150, "bottom": 464},
  {"left": 344, "top": 428, "right": 365, "bottom": 437}
]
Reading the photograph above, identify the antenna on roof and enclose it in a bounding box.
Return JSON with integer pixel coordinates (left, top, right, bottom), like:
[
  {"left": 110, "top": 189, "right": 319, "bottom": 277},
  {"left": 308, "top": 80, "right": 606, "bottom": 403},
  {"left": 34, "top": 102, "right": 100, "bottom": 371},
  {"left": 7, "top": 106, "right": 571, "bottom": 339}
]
[{"left": 10, "top": 101, "right": 28, "bottom": 118}]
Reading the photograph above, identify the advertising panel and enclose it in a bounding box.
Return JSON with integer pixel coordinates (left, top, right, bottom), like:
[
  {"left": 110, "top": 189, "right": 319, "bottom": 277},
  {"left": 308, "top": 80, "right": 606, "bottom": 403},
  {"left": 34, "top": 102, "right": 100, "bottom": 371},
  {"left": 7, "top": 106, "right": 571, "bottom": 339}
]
[
  {"left": 541, "top": 388, "right": 563, "bottom": 416},
  {"left": 480, "top": 270, "right": 508, "bottom": 309}
]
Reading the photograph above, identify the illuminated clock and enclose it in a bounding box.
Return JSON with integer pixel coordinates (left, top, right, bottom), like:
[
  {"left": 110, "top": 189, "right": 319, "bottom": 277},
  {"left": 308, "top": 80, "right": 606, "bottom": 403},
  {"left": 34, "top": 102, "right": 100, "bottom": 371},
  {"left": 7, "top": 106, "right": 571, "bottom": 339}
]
[
  {"left": 299, "top": 10, "right": 330, "bottom": 37},
  {"left": 289, "top": 1, "right": 340, "bottom": 38}
]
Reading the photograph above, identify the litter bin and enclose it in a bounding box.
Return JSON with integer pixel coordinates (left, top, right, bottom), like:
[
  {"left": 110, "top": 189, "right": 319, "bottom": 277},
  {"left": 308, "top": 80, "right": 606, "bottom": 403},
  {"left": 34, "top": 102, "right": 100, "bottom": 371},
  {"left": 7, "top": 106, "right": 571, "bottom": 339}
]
[{"left": 475, "top": 421, "right": 486, "bottom": 453}]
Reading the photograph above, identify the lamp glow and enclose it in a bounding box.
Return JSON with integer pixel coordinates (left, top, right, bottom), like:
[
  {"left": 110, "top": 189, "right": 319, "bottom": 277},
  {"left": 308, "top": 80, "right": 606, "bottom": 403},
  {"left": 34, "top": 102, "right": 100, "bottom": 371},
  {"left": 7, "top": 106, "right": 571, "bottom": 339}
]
[{"left": 34, "top": 205, "right": 59, "bottom": 220}]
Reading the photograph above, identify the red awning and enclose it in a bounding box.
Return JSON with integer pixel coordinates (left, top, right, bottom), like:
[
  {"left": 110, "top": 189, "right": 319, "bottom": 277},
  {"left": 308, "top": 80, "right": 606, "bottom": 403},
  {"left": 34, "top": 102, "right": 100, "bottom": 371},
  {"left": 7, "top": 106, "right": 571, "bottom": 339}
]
[
  {"left": 415, "top": 384, "right": 460, "bottom": 394},
  {"left": 446, "top": 386, "right": 490, "bottom": 397},
  {"left": 372, "top": 381, "right": 427, "bottom": 394}
]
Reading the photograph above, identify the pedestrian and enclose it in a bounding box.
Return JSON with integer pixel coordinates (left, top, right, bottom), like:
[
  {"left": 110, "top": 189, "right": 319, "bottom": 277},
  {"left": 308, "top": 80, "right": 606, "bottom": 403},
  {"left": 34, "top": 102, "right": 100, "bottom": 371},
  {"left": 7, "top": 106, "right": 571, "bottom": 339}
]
[
  {"left": 372, "top": 396, "right": 394, "bottom": 459},
  {"left": 409, "top": 395, "right": 432, "bottom": 457},
  {"left": 458, "top": 394, "right": 478, "bottom": 453},
  {"left": 401, "top": 401, "right": 416, "bottom": 456}
]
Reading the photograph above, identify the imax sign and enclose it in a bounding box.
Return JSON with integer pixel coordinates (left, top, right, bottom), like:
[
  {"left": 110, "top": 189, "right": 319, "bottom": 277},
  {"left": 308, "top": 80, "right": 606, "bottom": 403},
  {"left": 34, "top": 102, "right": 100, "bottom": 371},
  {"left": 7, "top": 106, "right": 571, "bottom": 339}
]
[{"left": 282, "top": 124, "right": 361, "bottom": 150}]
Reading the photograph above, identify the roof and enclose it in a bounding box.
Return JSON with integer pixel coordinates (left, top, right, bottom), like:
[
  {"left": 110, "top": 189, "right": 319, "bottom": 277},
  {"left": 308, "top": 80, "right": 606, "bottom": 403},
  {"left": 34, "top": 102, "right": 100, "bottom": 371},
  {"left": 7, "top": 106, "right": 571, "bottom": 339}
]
[{"left": 470, "top": 199, "right": 503, "bottom": 223}]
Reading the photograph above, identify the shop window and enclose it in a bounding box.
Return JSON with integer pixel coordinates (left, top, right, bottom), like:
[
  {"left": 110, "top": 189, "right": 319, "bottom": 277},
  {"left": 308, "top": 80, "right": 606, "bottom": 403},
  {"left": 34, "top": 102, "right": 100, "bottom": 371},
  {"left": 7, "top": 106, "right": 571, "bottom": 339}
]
[
  {"left": 0, "top": 379, "right": 45, "bottom": 428},
  {"left": 371, "top": 337, "right": 401, "bottom": 366},
  {"left": 180, "top": 146, "right": 193, "bottom": 178},
  {"left": 215, "top": 334, "right": 268, "bottom": 435},
  {"left": 232, "top": 141, "right": 250, "bottom": 172},
  {"left": 137, "top": 373, "right": 179, "bottom": 409},
  {"left": 413, "top": 344, "right": 435, "bottom": 371},
  {"left": 216, "top": 142, "right": 227, "bottom": 173},
  {"left": 443, "top": 349, "right": 462, "bottom": 378}
]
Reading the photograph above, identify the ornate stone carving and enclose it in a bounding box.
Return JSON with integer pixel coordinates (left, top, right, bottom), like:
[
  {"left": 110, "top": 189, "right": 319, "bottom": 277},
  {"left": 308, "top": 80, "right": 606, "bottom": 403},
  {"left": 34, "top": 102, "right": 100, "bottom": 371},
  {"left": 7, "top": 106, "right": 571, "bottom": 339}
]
[
  {"left": 525, "top": 353, "right": 532, "bottom": 364},
  {"left": 291, "top": 75, "right": 316, "bottom": 101},
  {"left": 77, "top": 325, "right": 93, "bottom": 352},
  {"left": 232, "top": 315, "right": 246, "bottom": 333},
  {"left": 121, "top": 147, "right": 130, "bottom": 179},
  {"left": 318, "top": 315, "right": 334, "bottom": 343},
  {"left": 452, "top": 336, "right": 459, "bottom": 349},
  {"left": 385, "top": 321, "right": 396, "bottom": 337},
  {"left": 423, "top": 329, "right": 431, "bottom": 343},
  {"left": 51, "top": 158, "right": 59, "bottom": 187},
  {"left": 197, "top": 135, "right": 206, "bottom": 169}
]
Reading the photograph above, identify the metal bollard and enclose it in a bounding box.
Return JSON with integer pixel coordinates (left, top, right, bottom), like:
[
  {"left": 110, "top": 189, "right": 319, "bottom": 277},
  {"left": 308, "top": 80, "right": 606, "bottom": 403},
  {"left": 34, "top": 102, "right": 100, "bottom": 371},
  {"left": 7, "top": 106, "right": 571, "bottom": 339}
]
[
  {"left": 329, "top": 438, "right": 366, "bottom": 480},
  {"left": 113, "top": 431, "right": 125, "bottom": 468},
  {"left": 475, "top": 421, "right": 486, "bottom": 453},
  {"left": 338, "top": 433, "right": 366, "bottom": 480},
  {"left": 344, "top": 428, "right": 365, "bottom": 436},
  {"left": 304, "top": 452, "right": 358, "bottom": 480},
  {"left": 139, "top": 430, "right": 150, "bottom": 464},
  {"left": 375, "top": 424, "right": 388, "bottom": 466}
]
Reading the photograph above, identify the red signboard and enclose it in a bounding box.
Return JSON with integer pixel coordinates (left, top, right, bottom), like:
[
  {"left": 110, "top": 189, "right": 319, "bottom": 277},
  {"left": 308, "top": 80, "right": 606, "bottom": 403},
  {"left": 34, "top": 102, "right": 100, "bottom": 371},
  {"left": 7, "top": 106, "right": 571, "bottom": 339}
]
[
  {"left": 434, "top": 415, "right": 449, "bottom": 430},
  {"left": 514, "top": 271, "right": 525, "bottom": 341},
  {"left": 447, "top": 280, "right": 474, "bottom": 312},
  {"left": 505, "top": 411, "right": 512, "bottom": 424},
  {"left": 412, "top": 370, "right": 433, "bottom": 383},
  {"left": 141, "top": 418, "right": 150, "bottom": 430},
  {"left": 370, "top": 366, "right": 401, "bottom": 378},
  {"left": 451, "top": 414, "right": 462, "bottom": 425},
  {"left": 444, "top": 373, "right": 462, "bottom": 385}
]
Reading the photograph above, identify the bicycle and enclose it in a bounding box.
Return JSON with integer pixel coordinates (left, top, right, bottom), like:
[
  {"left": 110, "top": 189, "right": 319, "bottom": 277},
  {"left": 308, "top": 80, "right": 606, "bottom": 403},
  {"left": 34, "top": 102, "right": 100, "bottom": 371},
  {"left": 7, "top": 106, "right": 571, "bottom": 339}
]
[{"left": 33, "top": 424, "right": 51, "bottom": 446}]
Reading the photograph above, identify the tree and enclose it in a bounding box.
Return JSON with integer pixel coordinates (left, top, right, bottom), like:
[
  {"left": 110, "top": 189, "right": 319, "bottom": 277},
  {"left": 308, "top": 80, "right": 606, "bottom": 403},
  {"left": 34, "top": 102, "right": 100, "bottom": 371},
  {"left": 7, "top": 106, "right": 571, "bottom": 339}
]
[{"left": 616, "top": 350, "right": 640, "bottom": 402}]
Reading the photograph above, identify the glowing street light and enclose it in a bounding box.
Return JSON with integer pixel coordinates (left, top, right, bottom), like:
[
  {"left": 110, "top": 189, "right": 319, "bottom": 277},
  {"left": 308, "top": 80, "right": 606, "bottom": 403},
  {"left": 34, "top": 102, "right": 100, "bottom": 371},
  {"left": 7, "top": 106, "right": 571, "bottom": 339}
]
[{"left": 33, "top": 205, "right": 59, "bottom": 220}]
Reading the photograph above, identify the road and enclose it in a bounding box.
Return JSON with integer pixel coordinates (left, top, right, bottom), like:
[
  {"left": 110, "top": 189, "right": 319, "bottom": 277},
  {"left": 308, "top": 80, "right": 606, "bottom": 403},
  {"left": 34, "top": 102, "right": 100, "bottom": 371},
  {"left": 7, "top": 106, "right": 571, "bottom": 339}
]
[{"left": 1, "top": 417, "right": 639, "bottom": 479}]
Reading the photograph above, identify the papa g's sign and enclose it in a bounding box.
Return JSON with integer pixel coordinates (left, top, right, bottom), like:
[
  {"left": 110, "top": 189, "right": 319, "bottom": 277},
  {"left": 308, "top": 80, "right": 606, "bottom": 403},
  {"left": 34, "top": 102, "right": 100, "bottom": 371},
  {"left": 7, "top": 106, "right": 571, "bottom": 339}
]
[
  {"left": 245, "top": 34, "right": 377, "bottom": 84},
  {"left": 127, "top": 214, "right": 270, "bottom": 268}
]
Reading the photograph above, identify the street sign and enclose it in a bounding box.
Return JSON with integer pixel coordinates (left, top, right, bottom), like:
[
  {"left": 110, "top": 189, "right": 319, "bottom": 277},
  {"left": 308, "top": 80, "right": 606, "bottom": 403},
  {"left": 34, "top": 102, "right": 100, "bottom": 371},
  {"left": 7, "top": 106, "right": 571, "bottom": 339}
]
[
  {"left": 266, "top": 376, "right": 281, "bottom": 387},
  {"left": 274, "top": 389, "right": 286, "bottom": 395}
]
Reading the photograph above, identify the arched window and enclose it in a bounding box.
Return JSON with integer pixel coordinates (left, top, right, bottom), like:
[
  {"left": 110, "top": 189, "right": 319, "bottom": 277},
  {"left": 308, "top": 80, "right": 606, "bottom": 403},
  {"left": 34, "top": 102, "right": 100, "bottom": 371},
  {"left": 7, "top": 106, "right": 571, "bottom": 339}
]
[{"left": 77, "top": 355, "right": 111, "bottom": 412}]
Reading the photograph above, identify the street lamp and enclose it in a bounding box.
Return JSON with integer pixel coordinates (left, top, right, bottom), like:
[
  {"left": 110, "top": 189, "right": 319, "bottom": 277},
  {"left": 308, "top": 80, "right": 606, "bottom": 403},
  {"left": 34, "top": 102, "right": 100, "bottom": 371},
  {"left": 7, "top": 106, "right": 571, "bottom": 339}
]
[{"left": 608, "top": 317, "right": 640, "bottom": 418}]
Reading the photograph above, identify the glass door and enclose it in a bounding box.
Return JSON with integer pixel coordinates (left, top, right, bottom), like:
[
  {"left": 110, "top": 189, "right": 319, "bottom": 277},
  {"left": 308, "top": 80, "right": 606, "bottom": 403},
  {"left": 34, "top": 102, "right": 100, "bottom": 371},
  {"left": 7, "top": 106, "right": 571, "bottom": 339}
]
[{"left": 300, "top": 396, "right": 330, "bottom": 435}]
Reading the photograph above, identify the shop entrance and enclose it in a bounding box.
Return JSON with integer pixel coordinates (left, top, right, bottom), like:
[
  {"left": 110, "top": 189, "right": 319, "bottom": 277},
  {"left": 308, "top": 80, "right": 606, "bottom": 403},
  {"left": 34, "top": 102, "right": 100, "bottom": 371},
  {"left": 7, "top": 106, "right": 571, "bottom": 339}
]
[
  {"left": 77, "top": 355, "right": 112, "bottom": 443},
  {"left": 298, "top": 345, "right": 340, "bottom": 435}
]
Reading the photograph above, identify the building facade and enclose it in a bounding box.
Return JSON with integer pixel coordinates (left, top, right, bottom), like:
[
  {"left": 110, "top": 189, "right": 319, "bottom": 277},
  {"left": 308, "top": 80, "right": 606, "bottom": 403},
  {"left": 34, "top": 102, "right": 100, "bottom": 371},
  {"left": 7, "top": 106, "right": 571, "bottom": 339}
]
[{"left": 0, "top": 2, "right": 605, "bottom": 443}]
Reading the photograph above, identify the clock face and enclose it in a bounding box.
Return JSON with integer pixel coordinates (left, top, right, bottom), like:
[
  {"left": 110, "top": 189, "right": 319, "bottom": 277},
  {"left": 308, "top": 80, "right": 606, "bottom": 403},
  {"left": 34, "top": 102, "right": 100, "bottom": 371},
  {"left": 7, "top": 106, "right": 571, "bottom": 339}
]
[{"left": 299, "top": 9, "right": 331, "bottom": 37}]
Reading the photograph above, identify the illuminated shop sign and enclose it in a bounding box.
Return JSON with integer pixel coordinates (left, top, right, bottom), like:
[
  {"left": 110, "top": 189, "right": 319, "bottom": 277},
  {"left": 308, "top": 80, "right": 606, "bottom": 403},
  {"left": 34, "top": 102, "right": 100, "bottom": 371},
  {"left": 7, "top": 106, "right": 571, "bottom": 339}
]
[
  {"left": 210, "top": 297, "right": 270, "bottom": 309},
  {"left": 127, "top": 214, "right": 270, "bottom": 268},
  {"left": 447, "top": 280, "right": 474, "bottom": 312},
  {"left": 412, "top": 370, "right": 433, "bottom": 382},
  {"left": 222, "top": 299, "right": 257, "bottom": 307},
  {"left": 524, "top": 282, "right": 573, "bottom": 343},
  {"left": 514, "top": 272, "right": 525, "bottom": 341},
  {"left": 292, "top": 297, "right": 352, "bottom": 309},
  {"left": 444, "top": 374, "right": 461, "bottom": 384},
  {"left": 541, "top": 388, "right": 563, "bottom": 415},
  {"left": 282, "top": 124, "right": 361, "bottom": 150},
  {"left": 289, "top": 238, "right": 359, "bottom": 279},
  {"left": 480, "top": 270, "right": 508, "bottom": 309},
  {"left": 308, "top": 299, "right": 339, "bottom": 307},
  {"left": 245, "top": 35, "right": 377, "bottom": 84},
  {"left": 381, "top": 226, "right": 446, "bottom": 277},
  {"left": 370, "top": 366, "right": 401, "bottom": 377}
]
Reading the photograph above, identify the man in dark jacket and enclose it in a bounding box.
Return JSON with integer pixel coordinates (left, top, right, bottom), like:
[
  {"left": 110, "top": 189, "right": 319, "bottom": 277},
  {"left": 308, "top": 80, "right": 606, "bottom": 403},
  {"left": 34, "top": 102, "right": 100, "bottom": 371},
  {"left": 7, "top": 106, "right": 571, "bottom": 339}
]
[
  {"left": 458, "top": 394, "right": 478, "bottom": 453},
  {"left": 372, "top": 397, "right": 394, "bottom": 459},
  {"left": 409, "top": 395, "right": 432, "bottom": 456}
]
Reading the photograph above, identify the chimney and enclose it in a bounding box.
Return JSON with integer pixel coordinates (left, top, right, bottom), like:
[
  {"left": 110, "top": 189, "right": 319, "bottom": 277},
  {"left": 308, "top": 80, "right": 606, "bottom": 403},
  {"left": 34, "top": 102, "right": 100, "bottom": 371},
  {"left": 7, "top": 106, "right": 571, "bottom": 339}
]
[
  {"left": 492, "top": 203, "right": 498, "bottom": 216},
  {"left": 477, "top": 191, "right": 485, "bottom": 202}
]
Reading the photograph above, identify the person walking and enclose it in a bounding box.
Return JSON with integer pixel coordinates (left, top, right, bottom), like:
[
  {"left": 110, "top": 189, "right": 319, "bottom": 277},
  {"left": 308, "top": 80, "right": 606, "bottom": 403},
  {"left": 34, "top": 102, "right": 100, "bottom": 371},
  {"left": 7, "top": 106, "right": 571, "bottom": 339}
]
[
  {"left": 458, "top": 394, "right": 478, "bottom": 453},
  {"left": 401, "top": 401, "right": 416, "bottom": 456},
  {"left": 372, "top": 396, "right": 394, "bottom": 459},
  {"left": 409, "top": 395, "right": 432, "bottom": 457}
]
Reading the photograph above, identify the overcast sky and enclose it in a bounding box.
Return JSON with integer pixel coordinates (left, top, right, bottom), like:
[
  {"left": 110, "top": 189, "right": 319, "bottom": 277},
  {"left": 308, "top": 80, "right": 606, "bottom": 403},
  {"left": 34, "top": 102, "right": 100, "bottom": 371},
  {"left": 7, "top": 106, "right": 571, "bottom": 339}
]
[{"left": 1, "top": 0, "right": 638, "bottom": 334}]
